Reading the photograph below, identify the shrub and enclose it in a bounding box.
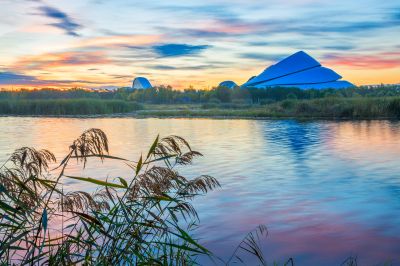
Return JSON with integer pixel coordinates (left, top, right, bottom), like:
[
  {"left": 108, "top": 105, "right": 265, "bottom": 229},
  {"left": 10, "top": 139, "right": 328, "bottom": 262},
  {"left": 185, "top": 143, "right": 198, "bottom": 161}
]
[
  {"left": 295, "top": 101, "right": 316, "bottom": 114},
  {"left": 387, "top": 98, "right": 400, "bottom": 117},
  {"left": 0, "top": 99, "right": 143, "bottom": 115},
  {"left": 286, "top": 93, "right": 298, "bottom": 100},
  {"left": 280, "top": 99, "right": 297, "bottom": 109},
  {"left": 208, "top": 97, "right": 221, "bottom": 104},
  {"left": 259, "top": 99, "right": 276, "bottom": 105}
]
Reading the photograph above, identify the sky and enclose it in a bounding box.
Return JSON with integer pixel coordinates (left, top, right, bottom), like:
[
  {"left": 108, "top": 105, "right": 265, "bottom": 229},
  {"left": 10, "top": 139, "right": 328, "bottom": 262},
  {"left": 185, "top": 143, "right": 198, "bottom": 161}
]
[{"left": 0, "top": 0, "right": 399, "bottom": 90}]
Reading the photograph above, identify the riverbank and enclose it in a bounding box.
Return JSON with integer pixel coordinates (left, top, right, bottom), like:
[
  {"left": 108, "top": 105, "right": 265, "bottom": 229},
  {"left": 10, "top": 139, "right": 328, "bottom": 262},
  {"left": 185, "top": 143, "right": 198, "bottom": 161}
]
[{"left": 1, "top": 97, "right": 399, "bottom": 119}]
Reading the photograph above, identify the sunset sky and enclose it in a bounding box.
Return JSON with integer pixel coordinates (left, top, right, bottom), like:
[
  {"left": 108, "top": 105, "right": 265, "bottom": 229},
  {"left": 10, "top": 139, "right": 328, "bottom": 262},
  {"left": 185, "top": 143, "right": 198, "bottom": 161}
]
[{"left": 0, "top": 0, "right": 399, "bottom": 90}]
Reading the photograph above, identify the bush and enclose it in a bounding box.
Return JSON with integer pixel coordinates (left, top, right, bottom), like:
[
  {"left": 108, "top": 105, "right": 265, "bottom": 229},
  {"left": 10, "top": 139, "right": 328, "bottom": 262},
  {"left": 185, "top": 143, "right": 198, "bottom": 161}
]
[
  {"left": 208, "top": 97, "right": 221, "bottom": 104},
  {"left": 295, "top": 101, "right": 316, "bottom": 114},
  {"left": 387, "top": 98, "right": 400, "bottom": 117},
  {"left": 0, "top": 99, "right": 143, "bottom": 115},
  {"left": 280, "top": 99, "right": 297, "bottom": 109},
  {"left": 232, "top": 98, "right": 252, "bottom": 105},
  {"left": 201, "top": 102, "right": 218, "bottom": 109},
  {"left": 286, "top": 93, "right": 298, "bottom": 100},
  {"left": 259, "top": 99, "right": 276, "bottom": 105}
]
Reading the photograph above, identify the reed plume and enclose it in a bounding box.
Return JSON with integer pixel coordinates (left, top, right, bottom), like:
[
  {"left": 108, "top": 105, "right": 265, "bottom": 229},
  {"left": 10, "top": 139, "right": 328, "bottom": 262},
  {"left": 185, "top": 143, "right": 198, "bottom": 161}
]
[{"left": 0, "top": 128, "right": 219, "bottom": 265}]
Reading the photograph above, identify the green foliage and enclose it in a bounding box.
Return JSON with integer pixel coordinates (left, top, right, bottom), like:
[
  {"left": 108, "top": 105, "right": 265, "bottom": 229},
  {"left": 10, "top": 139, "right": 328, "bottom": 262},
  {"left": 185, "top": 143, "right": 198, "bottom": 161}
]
[
  {"left": 286, "top": 93, "right": 298, "bottom": 100},
  {"left": 0, "top": 88, "right": 111, "bottom": 100},
  {"left": 277, "top": 97, "right": 400, "bottom": 118},
  {"left": 1, "top": 85, "right": 400, "bottom": 117},
  {"left": 137, "top": 96, "right": 400, "bottom": 119},
  {"left": 0, "top": 129, "right": 220, "bottom": 265},
  {"left": 1, "top": 84, "right": 400, "bottom": 106},
  {"left": 0, "top": 99, "right": 143, "bottom": 115},
  {"left": 209, "top": 86, "right": 232, "bottom": 103}
]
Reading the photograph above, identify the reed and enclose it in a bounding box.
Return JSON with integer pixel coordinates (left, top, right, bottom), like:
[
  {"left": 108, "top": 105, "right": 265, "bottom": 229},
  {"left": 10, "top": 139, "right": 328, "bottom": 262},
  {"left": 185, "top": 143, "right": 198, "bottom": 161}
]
[
  {"left": 0, "top": 129, "right": 220, "bottom": 265},
  {"left": 0, "top": 99, "right": 143, "bottom": 115},
  {"left": 138, "top": 97, "right": 400, "bottom": 119}
]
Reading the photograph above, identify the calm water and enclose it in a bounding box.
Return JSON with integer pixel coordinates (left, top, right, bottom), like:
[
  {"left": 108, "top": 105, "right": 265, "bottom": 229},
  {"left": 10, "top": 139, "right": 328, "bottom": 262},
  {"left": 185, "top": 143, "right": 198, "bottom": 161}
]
[{"left": 1, "top": 117, "right": 400, "bottom": 265}]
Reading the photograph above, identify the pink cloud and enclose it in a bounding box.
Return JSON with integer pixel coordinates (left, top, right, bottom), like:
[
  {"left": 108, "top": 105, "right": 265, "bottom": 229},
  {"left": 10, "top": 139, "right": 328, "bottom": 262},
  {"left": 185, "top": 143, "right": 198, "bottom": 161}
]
[
  {"left": 323, "top": 52, "right": 400, "bottom": 69},
  {"left": 12, "top": 51, "right": 111, "bottom": 71}
]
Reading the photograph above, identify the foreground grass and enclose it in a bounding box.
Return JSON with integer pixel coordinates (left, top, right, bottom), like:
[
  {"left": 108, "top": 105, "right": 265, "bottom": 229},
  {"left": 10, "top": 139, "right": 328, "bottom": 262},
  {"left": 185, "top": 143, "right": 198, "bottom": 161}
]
[
  {"left": 0, "top": 129, "right": 221, "bottom": 265},
  {"left": 139, "top": 97, "right": 400, "bottom": 119}
]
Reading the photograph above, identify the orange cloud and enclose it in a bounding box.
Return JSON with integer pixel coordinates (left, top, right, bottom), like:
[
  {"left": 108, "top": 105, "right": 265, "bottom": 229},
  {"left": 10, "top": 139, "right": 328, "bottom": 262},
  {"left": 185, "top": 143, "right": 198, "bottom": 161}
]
[{"left": 12, "top": 51, "right": 111, "bottom": 70}]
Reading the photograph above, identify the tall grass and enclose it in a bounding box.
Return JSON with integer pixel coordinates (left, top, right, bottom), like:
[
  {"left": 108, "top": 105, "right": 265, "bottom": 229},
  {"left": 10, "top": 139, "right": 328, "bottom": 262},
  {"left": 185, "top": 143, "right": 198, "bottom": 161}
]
[
  {"left": 1, "top": 96, "right": 399, "bottom": 118},
  {"left": 0, "top": 129, "right": 220, "bottom": 264},
  {"left": 276, "top": 97, "right": 400, "bottom": 118},
  {"left": 138, "top": 97, "right": 400, "bottom": 119},
  {"left": 0, "top": 99, "right": 143, "bottom": 115}
]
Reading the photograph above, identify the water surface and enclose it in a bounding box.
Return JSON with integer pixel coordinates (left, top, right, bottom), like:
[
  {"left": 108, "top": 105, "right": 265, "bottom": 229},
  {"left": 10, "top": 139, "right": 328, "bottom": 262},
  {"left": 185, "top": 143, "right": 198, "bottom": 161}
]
[{"left": 0, "top": 117, "right": 399, "bottom": 265}]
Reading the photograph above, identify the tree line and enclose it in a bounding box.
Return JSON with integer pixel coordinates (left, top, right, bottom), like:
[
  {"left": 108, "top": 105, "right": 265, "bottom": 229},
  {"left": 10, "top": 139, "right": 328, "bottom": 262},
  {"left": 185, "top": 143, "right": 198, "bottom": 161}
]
[{"left": 1, "top": 84, "right": 399, "bottom": 105}]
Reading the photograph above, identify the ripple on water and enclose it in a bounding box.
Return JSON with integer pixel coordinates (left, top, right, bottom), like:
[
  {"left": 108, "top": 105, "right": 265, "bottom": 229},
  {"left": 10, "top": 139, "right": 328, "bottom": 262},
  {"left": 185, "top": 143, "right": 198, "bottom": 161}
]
[{"left": 1, "top": 117, "right": 400, "bottom": 265}]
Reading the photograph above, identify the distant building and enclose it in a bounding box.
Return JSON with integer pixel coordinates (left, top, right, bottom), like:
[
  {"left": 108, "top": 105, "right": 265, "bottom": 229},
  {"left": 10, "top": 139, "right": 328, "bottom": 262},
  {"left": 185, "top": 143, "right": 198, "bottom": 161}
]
[
  {"left": 132, "top": 77, "right": 152, "bottom": 89},
  {"left": 218, "top": 80, "right": 238, "bottom": 89},
  {"left": 246, "top": 76, "right": 256, "bottom": 83},
  {"left": 242, "top": 51, "right": 354, "bottom": 89}
]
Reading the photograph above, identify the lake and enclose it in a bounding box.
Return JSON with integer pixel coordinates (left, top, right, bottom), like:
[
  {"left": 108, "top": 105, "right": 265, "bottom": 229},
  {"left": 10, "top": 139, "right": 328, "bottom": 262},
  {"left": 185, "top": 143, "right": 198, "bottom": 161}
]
[{"left": 1, "top": 117, "right": 399, "bottom": 265}]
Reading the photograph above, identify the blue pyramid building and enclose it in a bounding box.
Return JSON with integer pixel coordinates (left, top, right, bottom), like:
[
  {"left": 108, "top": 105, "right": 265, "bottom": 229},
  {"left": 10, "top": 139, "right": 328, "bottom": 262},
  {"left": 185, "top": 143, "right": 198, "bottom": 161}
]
[{"left": 242, "top": 51, "right": 354, "bottom": 89}]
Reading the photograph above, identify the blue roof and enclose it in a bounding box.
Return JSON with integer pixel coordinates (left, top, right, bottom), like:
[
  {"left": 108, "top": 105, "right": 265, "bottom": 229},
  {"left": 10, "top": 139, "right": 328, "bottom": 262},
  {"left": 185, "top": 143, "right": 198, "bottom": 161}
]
[
  {"left": 254, "top": 67, "right": 341, "bottom": 87},
  {"left": 132, "top": 77, "right": 152, "bottom": 89},
  {"left": 263, "top": 81, "right": 354, "bottom": 90},
  {"left": 242, "top": 51, "right": 354, "bottom": 89},
  {"left": 218, "top": 80, "right": 238, "bottom": 89}
]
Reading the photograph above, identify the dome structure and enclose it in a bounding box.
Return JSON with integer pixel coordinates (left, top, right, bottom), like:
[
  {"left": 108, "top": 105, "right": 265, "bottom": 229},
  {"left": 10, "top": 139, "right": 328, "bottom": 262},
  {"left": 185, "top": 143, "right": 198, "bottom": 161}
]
[
  {"left": 132, "top": 77, "right": 152, "bottom": 89},
  {"left": 242, "top": 51, "right": 354, "bottom": 89},
  {"left": 218, "top": 80, "right": 238, "bottom": 89}
]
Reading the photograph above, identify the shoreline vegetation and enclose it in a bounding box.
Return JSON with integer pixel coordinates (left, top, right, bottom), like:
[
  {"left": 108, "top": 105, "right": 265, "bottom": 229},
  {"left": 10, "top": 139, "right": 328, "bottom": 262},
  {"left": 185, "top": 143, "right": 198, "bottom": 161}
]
[
  {"left": 0, "top": 85, "right": 399, "bottom": 119},
  {"left": 0, "top": 129, "right": 223, "bottom": 265},
  {"left": 0, "top": 99, "right": 142, "bottom": 115},
  {"left": 1, "top": 97, "right": 399, "bottom": 120}
]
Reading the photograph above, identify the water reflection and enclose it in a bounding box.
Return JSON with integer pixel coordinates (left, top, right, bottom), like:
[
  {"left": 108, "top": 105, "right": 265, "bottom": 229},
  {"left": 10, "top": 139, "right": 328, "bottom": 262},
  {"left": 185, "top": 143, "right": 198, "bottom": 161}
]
[
  {"left": 264, "top": 120, "right": 323, "bottom": 156},
  {"left": 0, "top": 117, "right": 399, "bottom": 265}
]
